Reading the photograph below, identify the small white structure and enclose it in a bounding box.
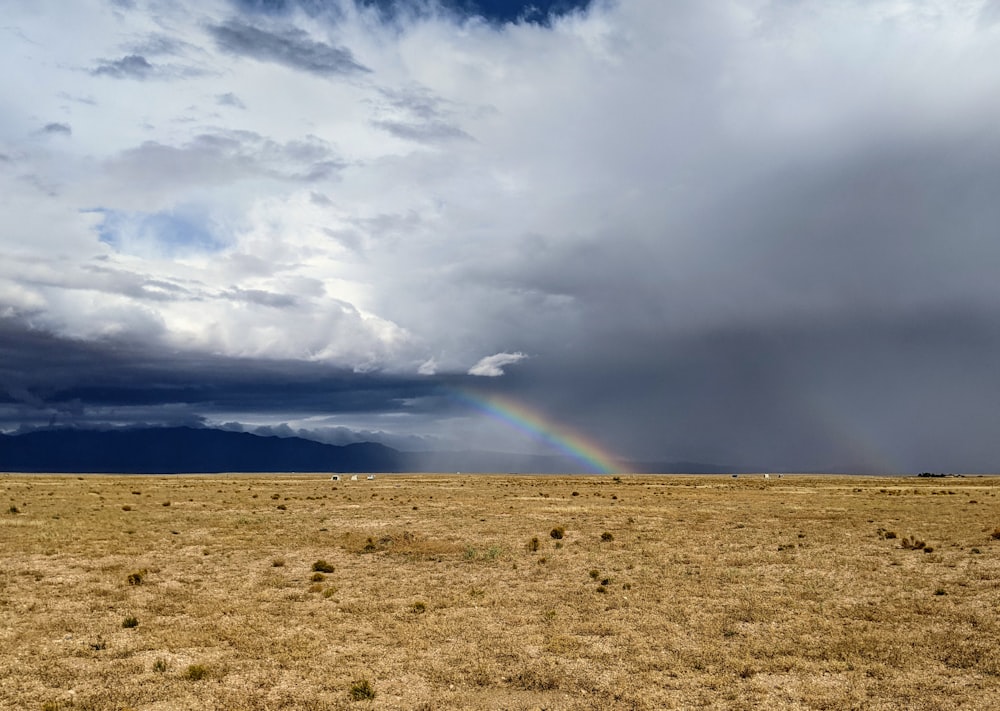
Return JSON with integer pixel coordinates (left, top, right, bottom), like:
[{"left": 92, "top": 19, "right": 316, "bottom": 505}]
[
  {"left": 366, "top": 474, "right": 376, "bottom": 480},
  {"left": 331, "top": 475, "right": 340, "bottom": 481},
  {"left": 764, "top": 473, "right": 770, "bottom": 480},
  {"left": 350, "top": 474, "right": 358, "bottom": 481}
]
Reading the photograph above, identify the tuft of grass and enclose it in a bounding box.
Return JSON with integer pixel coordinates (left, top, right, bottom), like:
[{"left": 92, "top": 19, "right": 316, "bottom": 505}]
[
  {"left": 162, "top": 501, "right": 171, "bottom": 507},
  {"left": 991, "top": 528, "right": 1000, "bottom": 541},
  {"left": 276, "top": 504, "right": 287, "bottom": 510},
  {"left": 527, "top": 536, "right": 540, "bottom": 552},
  {"left": 589, "top": 569, "right": 600, "bottom": 580},
  {"left": 935, "top": 588, "right": 947, "bottom": 596},
  {"left": 349, "top": 677, "right": 376, "bottom": 701},
  {"left": 411, "top": 600, "right": 426, "bottom": 613},
  {"left": 152, "top": 658, "right": 169, "bottom": 673},
  {"left": 122, "top": 616, "right": 139, "bottom": 628},
  {"left": 183, "top": 664, "right": 209, "bottom": 681},
  {"left": 550, "top": 527, "right": 565, "bottom": 540},
  {"left": 601, "top": 531, "right": 615, "bottom": 542},
  {"left": 271, "top": 558, "right": 285, "bottom": 567},
  {"left": 122, "top": 505, "right": 132, "bottom": 511},
  {"left": 8, "top": 505, "right": 19, "bottom": 514},
  {"left": 310, "top": 572, "right": 325, "bottom": 582},
  {"left": 126, "top": 569, "right": 146, "bottom": 586},
  {"left": 312, "top": 560, "right": 335, "bottom": 573}
]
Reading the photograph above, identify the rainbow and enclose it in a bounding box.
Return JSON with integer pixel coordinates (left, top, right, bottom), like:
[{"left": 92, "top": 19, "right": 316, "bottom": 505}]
[{"left": 454, "top": 390, "right": 624, "bottom": 474}]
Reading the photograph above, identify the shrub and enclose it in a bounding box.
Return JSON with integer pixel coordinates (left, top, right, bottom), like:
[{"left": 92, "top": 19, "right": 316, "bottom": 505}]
[
  {"left": 126, "top": 570, "right": 145, "bottom": 586},
  {"left": 935, "top": 588, "right": 947, "bottom": 595},
  {"left": 884, "top": 531, "right": 897, "bottom": 540},
  {"left": 152, "top": 658, "right": 169, "bottom": 673},
  {"left": 311, "top": 572, "right": 325, "bottom": 582},
  {"left": 122, "top": 616, "right": 139, "bottom": 628},
  {"left": 162, "top": 501, "right": 170, "bottom": 507},
  {"left": 991, "top": 528, "right": 1000, "bottom": 541},
  {"left": 596, "top": 585, "right": 608, "bottom": 594},
  {"left": 550, "top": 527, "right": 565, "bottom": 540},
  {"left": 276, "top": 504, "right": 287, "bottom": 510},
  {"left": 184, "top": 664, "right": 209, "bottom": 681},
  {"left": 349, "top": 677, "right": 376, "bottom": 701},
  {"left": 589, "top": 569, "right": 600, "bottom": 580},
  {"left": 122, "top": 505, "right": 132, "bottom": 511},
  {"left": 411, "top": 601, "right": 426, "bottom": 613},
  {"left": 601, "top": 531, "right": 614, "bottom": 542},
  {"left": 527, "top": 536, "right": 540, "bottom": 552},
  {"left": 271, "top": 558, "right": 285, "bottom": 567},
  {"left": 7, "top": 505, "right": 19, "bottom": 514},
  {"left": 312, "top": 560, "right": 335, "bottom": 573}
]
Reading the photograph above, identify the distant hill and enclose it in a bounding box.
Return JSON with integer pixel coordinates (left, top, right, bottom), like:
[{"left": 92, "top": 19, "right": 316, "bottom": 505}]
[{"left": 0, "top": 427, "right": 740, "bottom": 474}]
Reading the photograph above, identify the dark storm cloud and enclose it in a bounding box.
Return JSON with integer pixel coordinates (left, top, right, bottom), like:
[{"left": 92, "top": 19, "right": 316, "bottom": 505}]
[
  {"left": 482, "top": 305, "right": 1000, "bottom": 474},
  {"left": 207, "top": 19, "right": 370, "bottom": 76},
  {"left": 0, "top": 317, "right": 452, "bottom": 431}
]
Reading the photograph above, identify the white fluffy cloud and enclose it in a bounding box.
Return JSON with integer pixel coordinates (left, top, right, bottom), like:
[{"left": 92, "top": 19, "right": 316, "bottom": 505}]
[{"left": 468, "top": 351, "right": 527, "bottom": 377}]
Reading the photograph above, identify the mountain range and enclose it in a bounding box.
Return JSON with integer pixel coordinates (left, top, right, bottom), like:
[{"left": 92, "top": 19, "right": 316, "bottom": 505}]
[{"left": 0, "top": 427, "right": 737, "bottom": 474}]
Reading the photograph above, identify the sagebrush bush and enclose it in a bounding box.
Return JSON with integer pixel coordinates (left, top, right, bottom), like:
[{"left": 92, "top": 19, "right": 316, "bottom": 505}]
[
  {"left": 126, "top": 570, "right": 145, "bottom": 586},
  {"left": 312, "top": 560, "right": 335, "bottom": 573},
  {"left": 349, "top": 677, "right": 376, "bottom": 701},
  {"left": 550, "top": 527, "right": 565, "bottom": 540},
  {"left": 601, "top": 531, "right": 614, "bottom": 542},
  {"left": 184, "top": 664, "right": 209, "bottom": 681},
  {"left": 122, "top": 616, "right": 138, "bottom": 628}
]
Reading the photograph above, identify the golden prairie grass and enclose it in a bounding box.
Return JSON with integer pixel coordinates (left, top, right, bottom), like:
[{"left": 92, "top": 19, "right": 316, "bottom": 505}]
[{"left": 1, "top": 473, "right": 999, "bottom": 710}]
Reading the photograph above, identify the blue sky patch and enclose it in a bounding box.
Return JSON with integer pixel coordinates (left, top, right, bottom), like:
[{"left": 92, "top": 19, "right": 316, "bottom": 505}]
[
  {"left": 233, "top": 0, "right": 593, "bottom": 24},
  {"left": 88, "top": 208, "right": 224, "bottom": 257}
]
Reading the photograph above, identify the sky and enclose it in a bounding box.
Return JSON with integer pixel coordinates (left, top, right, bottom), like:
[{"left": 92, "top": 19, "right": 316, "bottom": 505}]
[{"left": 3, "top": 0, "right": 1000, "bottom": 473}]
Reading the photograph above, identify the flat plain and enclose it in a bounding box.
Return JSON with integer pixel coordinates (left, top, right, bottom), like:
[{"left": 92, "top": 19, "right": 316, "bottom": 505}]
[{"left": 2, "top": 473, "right": 999, "bottom": 710}]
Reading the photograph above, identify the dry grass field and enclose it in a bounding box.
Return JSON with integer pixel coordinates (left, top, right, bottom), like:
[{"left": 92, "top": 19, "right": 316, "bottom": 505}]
[{"left": 2, "top": 473, "right": 999, "bottom": 710}]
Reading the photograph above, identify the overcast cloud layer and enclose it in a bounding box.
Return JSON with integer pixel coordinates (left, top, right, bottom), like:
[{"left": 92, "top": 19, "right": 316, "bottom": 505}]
[{"left": 3, "top": 0, "right": 1000, "bottom": 472}]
